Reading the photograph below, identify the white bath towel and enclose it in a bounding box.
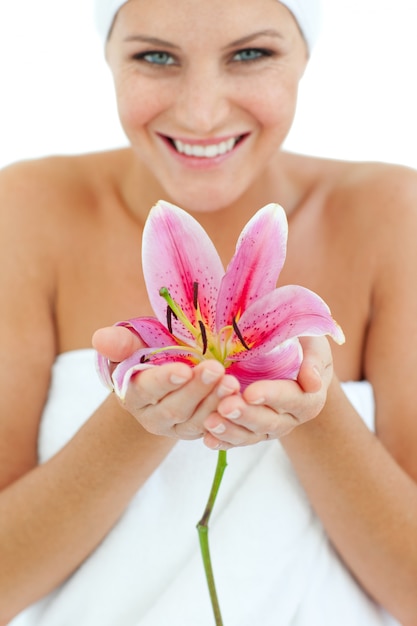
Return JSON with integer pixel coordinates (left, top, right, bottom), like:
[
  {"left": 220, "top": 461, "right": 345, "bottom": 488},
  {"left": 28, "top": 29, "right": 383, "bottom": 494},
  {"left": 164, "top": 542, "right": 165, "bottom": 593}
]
[{"left": 10, "top": 350, "right": 398, "bottom": 626}]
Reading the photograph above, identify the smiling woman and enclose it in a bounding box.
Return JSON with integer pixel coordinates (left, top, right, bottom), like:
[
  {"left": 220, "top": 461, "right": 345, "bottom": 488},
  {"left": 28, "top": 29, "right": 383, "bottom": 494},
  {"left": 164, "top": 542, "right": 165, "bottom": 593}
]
[
  {"left": 103, "top": 0, "right": 309, "bottom": 213},
  {"left": 0, "top": 1, "right": 416, "bottom": 169},
  {"left": 1, "top": 1, "right": 417, "bottom": 625}
]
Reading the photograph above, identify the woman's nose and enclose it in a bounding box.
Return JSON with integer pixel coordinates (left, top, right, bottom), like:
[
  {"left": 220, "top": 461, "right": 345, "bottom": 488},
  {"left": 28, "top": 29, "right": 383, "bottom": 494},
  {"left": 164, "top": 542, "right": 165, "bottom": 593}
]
[{"left": 173, "top": 65, "right": 231, "bottom": 135}]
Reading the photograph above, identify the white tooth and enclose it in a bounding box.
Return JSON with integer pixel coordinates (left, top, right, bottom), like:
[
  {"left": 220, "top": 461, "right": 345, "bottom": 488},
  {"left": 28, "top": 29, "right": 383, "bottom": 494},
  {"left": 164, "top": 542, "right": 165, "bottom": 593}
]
[
  {"left": 184, "top": 143, "right": 193, "bottom": 156},
  {"left": 226, "top": 138, "right": 235, "bottom": 151},
  {"left": 175, "top": 140, "right": 184, "bottom": 153},
  {"left": 191, "top": 145, "right": 205, "bottom": 157},
  {"left": 205, "top": 145, "right": 219, "bottom": 158},
  {"left": 218, "top": 141, "right": 228, "bottom": 155}
]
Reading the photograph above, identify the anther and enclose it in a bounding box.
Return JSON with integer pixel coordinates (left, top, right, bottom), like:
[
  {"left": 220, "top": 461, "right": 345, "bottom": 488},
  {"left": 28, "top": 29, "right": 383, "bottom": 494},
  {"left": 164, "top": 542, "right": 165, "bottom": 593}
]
[
  {"left": 166, "top": 306, "right": 178, "bottom": 334},
  {"left": 198, "top": 320, "right": 208, "bottom": 354},
  {"left": 193, "top": 281, "right": 199, "bottom": 310},
  {"left": 232, "top": 317, "right": 250, "bottom": 351}
]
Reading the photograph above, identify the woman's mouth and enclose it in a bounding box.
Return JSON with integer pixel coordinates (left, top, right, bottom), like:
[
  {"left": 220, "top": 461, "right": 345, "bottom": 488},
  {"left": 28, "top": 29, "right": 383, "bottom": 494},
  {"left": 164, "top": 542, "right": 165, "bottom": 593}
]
[{"left": 160, "top": 133, "right": 248, "bottom": 161}]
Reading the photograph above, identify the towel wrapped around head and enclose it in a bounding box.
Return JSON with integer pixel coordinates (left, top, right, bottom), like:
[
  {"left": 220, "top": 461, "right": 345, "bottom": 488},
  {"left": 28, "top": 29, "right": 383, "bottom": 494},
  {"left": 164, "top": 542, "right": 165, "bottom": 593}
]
[{"left": 94, "top": 0, "right": 321, "bottom": 53}]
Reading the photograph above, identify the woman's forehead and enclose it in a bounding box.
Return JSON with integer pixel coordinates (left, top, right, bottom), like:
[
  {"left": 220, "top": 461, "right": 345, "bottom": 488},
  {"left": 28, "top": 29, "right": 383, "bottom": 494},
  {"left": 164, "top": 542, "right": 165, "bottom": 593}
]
[{"left": 94, "top": 0, "right": 321, "bottom": 53}]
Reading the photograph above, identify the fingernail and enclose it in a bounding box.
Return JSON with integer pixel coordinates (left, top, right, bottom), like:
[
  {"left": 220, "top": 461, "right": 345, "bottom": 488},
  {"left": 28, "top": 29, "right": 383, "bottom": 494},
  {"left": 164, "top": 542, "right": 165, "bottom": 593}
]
[
  {"left": 202, "top": 369, "right": 221, "bottom": 385},
  {"left": 249, "top": 396, "right": 266, "bottom": 406},
  {"left": 217, "top": 384, "right": 235, "bottom": 398},
  {"left": 210, "top": 423, "right": 226, "bottom": 435},
  {"left": 222, "top": 409, "right": 241, "bottom": 420},
  {"left": 170, "top": 374, "right": 188, "bottom": 384}
]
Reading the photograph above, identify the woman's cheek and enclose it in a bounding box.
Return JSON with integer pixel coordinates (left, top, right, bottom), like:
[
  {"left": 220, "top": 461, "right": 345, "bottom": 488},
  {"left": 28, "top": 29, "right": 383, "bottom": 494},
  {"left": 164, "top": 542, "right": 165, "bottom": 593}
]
[{"left": 250, "top": 80, "right": 300, "bottom": 130}]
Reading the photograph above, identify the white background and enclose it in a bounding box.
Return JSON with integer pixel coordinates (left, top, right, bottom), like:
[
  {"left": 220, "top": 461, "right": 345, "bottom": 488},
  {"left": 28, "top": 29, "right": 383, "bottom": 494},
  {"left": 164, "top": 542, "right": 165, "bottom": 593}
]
[{"left": 0, "top": 0, "right": 416, "bottom": 170}]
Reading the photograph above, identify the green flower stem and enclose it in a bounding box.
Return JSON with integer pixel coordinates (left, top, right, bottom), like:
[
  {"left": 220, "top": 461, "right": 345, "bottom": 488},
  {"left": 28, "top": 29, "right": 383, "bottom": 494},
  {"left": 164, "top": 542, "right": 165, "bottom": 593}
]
[{"left": 196, "top": 450, "right": 228, "bottom": 626}]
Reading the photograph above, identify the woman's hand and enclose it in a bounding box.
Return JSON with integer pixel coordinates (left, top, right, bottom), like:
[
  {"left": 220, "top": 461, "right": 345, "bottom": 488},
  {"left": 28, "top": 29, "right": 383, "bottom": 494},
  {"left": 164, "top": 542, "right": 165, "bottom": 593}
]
[
  {"left": 92, "top": 326, "right": 240, "bottom": 440},
  {"left": 92, "top": 328, "right": 333, "bottom": 448},
  {"left": 202, "top": 336, "right": 334, "bottom": 449}
]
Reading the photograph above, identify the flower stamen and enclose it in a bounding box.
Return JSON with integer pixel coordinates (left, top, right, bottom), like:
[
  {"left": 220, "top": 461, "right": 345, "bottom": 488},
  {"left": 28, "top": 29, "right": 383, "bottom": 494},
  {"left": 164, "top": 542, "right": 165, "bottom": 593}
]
[
  {"left": 166, "top": 306, "right": 178, "bottom": 334},
  {"left": 232, "top": 317, "right": 251, "bottom": 351},
  {"left": 199, "top": 320, "right": 208, "bottom": 355},
  {"left": 193, "top": 281, "right": 199, "bottom": 310}
]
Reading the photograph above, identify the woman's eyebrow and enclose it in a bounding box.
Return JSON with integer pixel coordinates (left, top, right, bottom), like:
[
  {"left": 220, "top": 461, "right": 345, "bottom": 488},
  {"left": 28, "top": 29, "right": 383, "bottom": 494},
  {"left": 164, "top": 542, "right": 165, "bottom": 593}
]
[
  {"left": 224, "top": 29, "right": 284, "bottom": 49},
  {"left": 124, "top": 35, "right": 180, "bottom": 50},
  {"left": 124, "top": 29, "right": 284, "bottom": 50}
]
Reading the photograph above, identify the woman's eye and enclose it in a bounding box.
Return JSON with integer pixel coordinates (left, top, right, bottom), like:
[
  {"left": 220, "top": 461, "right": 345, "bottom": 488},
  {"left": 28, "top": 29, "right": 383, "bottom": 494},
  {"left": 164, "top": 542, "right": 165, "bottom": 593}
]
[
  {"left": 233, "top": 48, "right": 269, "bottom": 62},
  {"left": 135, "top": 51, "right": 176, "bottom": 66}
]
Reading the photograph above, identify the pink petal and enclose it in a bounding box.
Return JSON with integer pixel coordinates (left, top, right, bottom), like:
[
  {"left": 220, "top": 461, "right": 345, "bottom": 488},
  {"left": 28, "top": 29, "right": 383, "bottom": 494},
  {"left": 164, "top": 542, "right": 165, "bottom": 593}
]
[
  {"left": 95, "top": 352, "right": 114, "bottom": 391},
  {"left": 231, "top": 285, "right": 345, "bottom": 360},
  {"left": 142, "top": 201, "right": 224, "bottom": 340},
  {"left": 116, "top": 317, "right": 179, "bottom": 348},
  {"left": 227, "top": 339, "right": 303, "bottom": 389},
  {"left": 216, "top": 204, "right": 288, "bottom": 329},
  {"left": 112, "top": 346, "right": 201, "bottom": 400}
]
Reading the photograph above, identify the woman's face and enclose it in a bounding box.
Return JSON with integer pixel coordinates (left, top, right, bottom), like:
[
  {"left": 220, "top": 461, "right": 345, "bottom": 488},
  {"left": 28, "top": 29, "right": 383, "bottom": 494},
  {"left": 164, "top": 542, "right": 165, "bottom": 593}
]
[{"left": 106, "top": 0, "right": 308, "bottom": 213}]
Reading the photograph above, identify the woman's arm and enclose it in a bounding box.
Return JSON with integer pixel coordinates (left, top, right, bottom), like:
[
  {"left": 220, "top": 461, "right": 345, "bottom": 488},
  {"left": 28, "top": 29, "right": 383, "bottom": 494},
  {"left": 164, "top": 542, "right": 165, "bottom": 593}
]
[
  {"left": 0, "top": 395, "right": 176, "bottom": 622},
  {"left": 200, "top": 167, "right": 417, "bottom": 625},
  {"left": 0, "top": 166, "right": 164, "bottom": 619},
  {"left": 0, "top": 164, "right": 235, "bottom": 621},
  {"left": 281, "top": 378, "right": 417, "bottom": 625}
]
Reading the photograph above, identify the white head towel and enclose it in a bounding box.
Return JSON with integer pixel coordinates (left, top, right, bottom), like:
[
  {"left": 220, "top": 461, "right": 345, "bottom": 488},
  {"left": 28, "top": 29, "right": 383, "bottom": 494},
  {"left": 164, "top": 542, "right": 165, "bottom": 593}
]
[{"left": 94, "top": 0, "right": 321, "bottom": 53}]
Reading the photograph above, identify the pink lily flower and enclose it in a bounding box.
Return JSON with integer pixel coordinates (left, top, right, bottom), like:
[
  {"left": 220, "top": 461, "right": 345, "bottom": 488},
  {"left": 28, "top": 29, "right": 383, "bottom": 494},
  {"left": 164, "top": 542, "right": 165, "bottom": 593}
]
[{"left": 97, "top": 201, "right": 344, "bottom": 398}]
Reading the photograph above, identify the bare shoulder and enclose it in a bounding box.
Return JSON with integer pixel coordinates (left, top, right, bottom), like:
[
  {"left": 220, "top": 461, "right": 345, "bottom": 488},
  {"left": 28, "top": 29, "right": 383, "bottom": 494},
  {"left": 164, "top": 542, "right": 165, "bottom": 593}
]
[
  {"left": 285, "top": 153, "right": 417, "bottom": 261},
  {"left": 293, "top": 156, "right": 417, "bottom": 257},
  {"left": 332, "top": 160, "right": 417, "bottom": 277},
  {"left": 0, "top": 155, "right": 92, "bottom": 305},
  {"left": 0, "top": 148, "right": 131, "bottom": 312},
  {"left": 325, "top": 158, "right": 417, "bottom": 224},
  {"left": 0, "top": 149, "right": 126, "bottom": 221},
  {"left": 0, "top": 148, "right": 131, "bottom": 278}
]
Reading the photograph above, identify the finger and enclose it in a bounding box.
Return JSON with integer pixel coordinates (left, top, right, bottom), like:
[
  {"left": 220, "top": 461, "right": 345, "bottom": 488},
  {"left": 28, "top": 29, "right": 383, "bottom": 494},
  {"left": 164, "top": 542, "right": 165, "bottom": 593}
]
[
  {"left": 215, "top": 378, "right": 326, "bottom": 437},
  {"left": 210, "top": 398, "right": 297, "bottom": 441},
  {"left": 124, "top": 362, "right": 193, "bottom": 411},
  {"left": 203, "top": 413, "right": 268, "bottom": 449},
  {"left": 92, "top": 326, "right": 144, "bottom": 362},
  {"left": 297, "top": 336, "right": 333, "bottom": 393},
  {"left": 245, "top": 377, "right": 326, "bottom": 422},
  {"left": 129, "top": 361, "right": 228, "bottom": 439},
  {"left": 174, "top": 372, "right": 240, "bottom": 439},
  {"left": 156, "top": 361, "right": 229, "bottom": 438}
]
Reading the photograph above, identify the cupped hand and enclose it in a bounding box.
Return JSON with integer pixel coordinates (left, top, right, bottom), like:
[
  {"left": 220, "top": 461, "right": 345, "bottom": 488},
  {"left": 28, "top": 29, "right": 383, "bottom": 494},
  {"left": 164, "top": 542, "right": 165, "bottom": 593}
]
[
  {"left": 92, "top": 326, "right": 240, "bottom": 439},
  {"left": 202, "top": 336, "right": 334, "bottom": 450},
  {"left": 92, "top": 329, "right": 334, "bottom": 448}
]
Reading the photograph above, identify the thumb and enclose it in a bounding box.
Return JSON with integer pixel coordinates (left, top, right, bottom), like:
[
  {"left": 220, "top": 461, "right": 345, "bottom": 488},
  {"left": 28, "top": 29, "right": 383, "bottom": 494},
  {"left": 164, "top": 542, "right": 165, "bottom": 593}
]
[
  {"left": 297, "top": 336, "right": 333, "bottom": 394},
  {"left": 92, "top": 325, "right": 145, "bottom": 363}
]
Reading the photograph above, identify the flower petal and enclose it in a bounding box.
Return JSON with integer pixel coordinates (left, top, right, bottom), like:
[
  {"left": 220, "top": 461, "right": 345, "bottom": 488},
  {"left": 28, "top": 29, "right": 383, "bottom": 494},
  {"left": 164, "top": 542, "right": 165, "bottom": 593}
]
[
  {"left": 112, "top": 346, "right": 201, "bottom": 400},
  {"left": 95, "top": 352, "right": 114, "bottom": 391},
  {"left": 227, "top": 339, "right": 303, "bottom": 389},
  {"left": 231, "top": 285, "right": 345, "bottom": 360},
  {"left": 142, "top": 201, "right": 224, "bottom": 339},
  {"left": 216, "top": 204, "right": 288, "bottom": 329},
  {"left": 116, "top": 317, "right": 179, "bottom": 348}
]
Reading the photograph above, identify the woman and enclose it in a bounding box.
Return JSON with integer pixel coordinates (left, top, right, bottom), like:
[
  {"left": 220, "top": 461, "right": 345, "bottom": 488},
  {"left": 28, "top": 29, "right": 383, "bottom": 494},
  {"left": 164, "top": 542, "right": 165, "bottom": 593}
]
[{"left": 1, "top": 0, "right": 417, "bottom": 624}]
